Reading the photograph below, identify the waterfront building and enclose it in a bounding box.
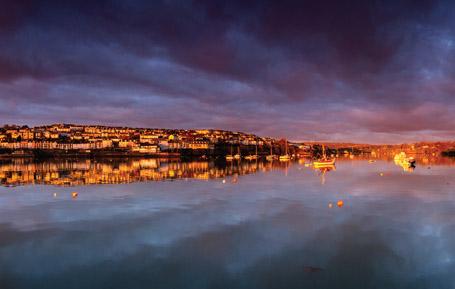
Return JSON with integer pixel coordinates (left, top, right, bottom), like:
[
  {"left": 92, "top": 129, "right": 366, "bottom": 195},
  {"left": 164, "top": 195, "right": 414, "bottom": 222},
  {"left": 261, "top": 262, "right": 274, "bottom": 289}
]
[{"left": 132, "top": 145, "right": 160, "bottom": 154}]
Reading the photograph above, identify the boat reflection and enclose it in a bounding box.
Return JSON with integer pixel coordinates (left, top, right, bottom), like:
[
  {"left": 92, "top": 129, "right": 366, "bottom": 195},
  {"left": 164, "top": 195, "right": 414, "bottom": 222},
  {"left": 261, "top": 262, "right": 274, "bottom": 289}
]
[{"left": 313, "top": 165, "right": 336, "bottom": 185}]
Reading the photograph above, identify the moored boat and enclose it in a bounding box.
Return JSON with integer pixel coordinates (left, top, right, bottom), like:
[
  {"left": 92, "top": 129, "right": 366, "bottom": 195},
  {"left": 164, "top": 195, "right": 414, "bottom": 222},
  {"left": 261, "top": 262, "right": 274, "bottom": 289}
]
[
  {"left": 313, "top": 145, "right": 336, "bottom": 167},
  {"left": 279, "top": 154, "right": 290, "bottom": 161},
  {"left": 226, "top": 145, "right": 234, "bottom": 161},
  {"left": 313, "top": 158, "right": 336, "bottom": 167},
  {"left": 234, "top": 145, "right": 241, "bottom": 159},
  {"left": 394, "top": 152, "right": 416, "bottom": 171},
  {"left": 244, "top": 155, "right": 258, "bottom": 160},
  {"left": 279, "top": 139, "right": 291, "bottom": 161},
  {"left": 267, "top": 142, "right": 277, "bottom": 161},
  {"left": 245, "top": 143, "right": 259, "bottom": 160},
  {"left": 266, "top": 155, "right": 277, "bottom": 161}
]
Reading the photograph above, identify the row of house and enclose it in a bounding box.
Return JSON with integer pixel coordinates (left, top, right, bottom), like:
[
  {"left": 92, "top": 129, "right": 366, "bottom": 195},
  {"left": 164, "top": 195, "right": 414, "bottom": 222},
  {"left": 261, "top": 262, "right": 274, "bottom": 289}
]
[
  {"left": 0, "top": 140, "right": 113, "bottom": 150},
  {"left": 0, "top": 124, "right": 269, "bottom": 153}
]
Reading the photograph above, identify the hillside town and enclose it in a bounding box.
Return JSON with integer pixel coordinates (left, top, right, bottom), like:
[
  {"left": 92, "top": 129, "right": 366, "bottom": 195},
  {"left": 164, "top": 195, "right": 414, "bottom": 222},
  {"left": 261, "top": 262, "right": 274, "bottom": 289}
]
[
  {"left": 0, "top": 124, "right": 278, "bottom": 157},
  {"left": 0, "top": 124, "right": 454, "bottom": 159}
]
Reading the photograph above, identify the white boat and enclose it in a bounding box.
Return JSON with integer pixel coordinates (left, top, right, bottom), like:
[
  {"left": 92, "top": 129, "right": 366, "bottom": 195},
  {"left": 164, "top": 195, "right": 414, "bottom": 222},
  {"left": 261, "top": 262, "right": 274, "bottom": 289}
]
[
  {"left": 245, "top": 143, "right": 259, "bottom": 160},
  {"left": 279, "top": 154, "right": 290, "bottom": 161},
  {"left": 394, "top": 152, "right": 415, "bottom": 164},
  {"left": 394, "top": 152, "right": 416, "bottom": 171},
  {"left": 313, "top": 145, "right": 335, "bottom": 167},
  {"left": 266, "top": 142, "right": 276, "bottom": 161},
  {"left": 266, "top": 155, "right": 276, "bottom": 161},
  {"left": 279, "top": 140, "right": 291, "bottom": 161},
  {"left": 226, "top": 145, "right": 234, "bottom": 161},
  {"left": 234, "top": 144, "right": 241, "bottom": 159},
  {"left": 313, "top": 159, "right": 336, "bottom": 167}
]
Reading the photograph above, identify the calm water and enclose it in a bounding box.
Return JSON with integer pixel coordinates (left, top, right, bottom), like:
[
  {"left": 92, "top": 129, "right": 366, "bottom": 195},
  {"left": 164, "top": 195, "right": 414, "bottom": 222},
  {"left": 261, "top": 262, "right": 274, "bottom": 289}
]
[{"left": 0, "top": 157, "right": 455, "bottom": 289}]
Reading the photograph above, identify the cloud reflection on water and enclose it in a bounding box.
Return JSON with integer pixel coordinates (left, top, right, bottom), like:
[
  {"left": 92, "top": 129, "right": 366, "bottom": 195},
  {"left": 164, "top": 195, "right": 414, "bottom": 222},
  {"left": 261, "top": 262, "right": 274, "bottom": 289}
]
[{"left": 0, "top": 159, "right": 454, "bottom": 288}]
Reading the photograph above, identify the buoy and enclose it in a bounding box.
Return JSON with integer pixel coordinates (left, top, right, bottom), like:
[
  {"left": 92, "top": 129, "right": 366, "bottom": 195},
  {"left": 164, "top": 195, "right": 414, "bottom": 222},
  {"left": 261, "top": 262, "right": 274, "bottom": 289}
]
[
  {"left": 71, "top": 192, "right": 78, "bottom": 198},
  {"left": 53, "top": 193, "right": 57, "bottom": 197},
  {"left": 337, "top": 200, "right": 344, "bottom": 207},
  {"left": 328, "top": 203, "right": 333, "bottom": 208},
  {"left": 222, "top": 179, "right": 226, "bottom": 184}
]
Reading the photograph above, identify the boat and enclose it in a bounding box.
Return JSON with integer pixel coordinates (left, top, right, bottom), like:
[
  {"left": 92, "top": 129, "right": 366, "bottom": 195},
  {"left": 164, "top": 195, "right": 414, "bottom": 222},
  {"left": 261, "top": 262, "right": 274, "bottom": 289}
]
[
  {"left": 266, "top": 155, "right": 277, "bottom": 161},
  {"left": 245, "top": 143, "right": 259, "bottom": 160},
  {"left": 279, "top": 155, "right": 290, "bottom": 161},
  {"left": 394, "top": 152, "right": 415, "bottom": 164},
  {"left": 313, "top": 145, "right": 336, "bottom": 167},
  {"left": 313, "top": 159, "right": 336, "bottom": 167},
  {"left": 234, "top": 145, "right": 241, "bottom": 160},
  {"left": 394, "top": 152, "right": 416, "bottom": 171},
  {"left": 226, "top": 145, "right": 234, "bottom": 161},
  {"left": 279, "top": 139, "right": 290, "bottom": 161},
  {"left": 314, "top": 165, "right": 335, "bottom": 185},
  {"left": 266, "top": 143, "right": 277, "bottom": 161}
]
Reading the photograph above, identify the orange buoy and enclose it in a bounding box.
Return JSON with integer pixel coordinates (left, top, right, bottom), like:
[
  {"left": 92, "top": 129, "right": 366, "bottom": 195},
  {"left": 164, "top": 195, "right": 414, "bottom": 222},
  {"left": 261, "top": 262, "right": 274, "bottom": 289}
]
[
  {"left": 337, "top": 200, "right": 344, "bottom": 208},
  {"left": 71, "top": 192, "right": 78, "bottom": 198}
]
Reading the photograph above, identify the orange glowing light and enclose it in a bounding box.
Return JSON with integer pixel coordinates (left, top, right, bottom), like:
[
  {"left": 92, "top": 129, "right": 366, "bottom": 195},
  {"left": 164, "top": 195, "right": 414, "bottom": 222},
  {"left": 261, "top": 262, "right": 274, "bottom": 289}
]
[
  {"left": 71, "top": 192, "right": 78, "bottom": 198},
  {"left": 337, "top": 200, "right": 344, "bottom": 207}
]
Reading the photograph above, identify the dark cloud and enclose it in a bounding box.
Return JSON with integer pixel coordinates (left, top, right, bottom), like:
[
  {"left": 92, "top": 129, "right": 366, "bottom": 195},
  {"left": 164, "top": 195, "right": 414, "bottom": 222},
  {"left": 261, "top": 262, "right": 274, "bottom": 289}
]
[{"left": 0, "top": 0, "right": 454, "bottom": 142}]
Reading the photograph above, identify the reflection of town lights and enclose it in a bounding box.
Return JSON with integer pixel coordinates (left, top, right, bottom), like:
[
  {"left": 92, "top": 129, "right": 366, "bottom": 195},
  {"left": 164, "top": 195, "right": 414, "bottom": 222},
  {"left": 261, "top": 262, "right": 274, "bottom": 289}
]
[{"left": 0, "top": 159, "right": 350, "bottom": 186}]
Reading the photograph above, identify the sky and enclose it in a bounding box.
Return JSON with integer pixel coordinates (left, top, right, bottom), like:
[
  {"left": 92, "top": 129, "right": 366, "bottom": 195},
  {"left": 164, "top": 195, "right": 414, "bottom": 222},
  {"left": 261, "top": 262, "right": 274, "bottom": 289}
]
[{"left": 0, "top": 0, "right": 455, "bottom": 143}]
